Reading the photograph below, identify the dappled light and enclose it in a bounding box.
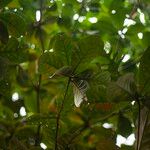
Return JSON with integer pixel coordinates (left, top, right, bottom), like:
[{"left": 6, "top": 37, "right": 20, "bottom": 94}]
[{"left": 0, "top": 0, "right": 150, "bottom": 149}]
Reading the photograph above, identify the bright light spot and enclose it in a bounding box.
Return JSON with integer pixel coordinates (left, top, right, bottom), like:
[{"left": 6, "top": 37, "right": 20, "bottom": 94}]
[
  {"left": 88, "top": 17, "right": 98, "bottom": 23},
  {"left": 86, "top": 30, "right": 99, "bottom": 35},
  {"left": 13, "top": 9, "right": 17, "bottom": 12},
  {"left": 20, "top": 7, "right": 23, "bottom": 11},
  {"left": 77, "top": 0, "right": 83, "bottom": 3},
  {"left": 131, "top": 101, "right": 135, "bottom": 105},
  {"left": 49, "top": 49, "right": 54, "bottom": 52},
  {"left": 136, "top": 62, "right": 140, "bottom": 68},
  {"left": 122, "top": 54, "right": 130, "bottom": 62},
  {"left": 31, "top": 44, "right": 35, "bottom": 49},
  {"left": 137, "top": 32, "right": 143, "bottom": 39},
  {"left": 131, "top": 123, "right": 135, "bottom": 127},
  {"left": 5, "top": 7, "right": 9, "bottom": 10},
  {"left": 19, "top": 107, "right": 26, "bottom": 116},
  {"left": 50, "top": 0, "right": 54, "bottom": 3},
  {"left": 116, "top": 134, "right": 135, "bottom": 147},
  {"left": 104, "top": 41, "right": 111, "bottom": 54},
  {"left": 103, "top": 123, "right": 113, "bottom": 129},
  {"left": 126, "top": 14, "right": 130, "bottom": 18},
  {"left": 86, "top": 7, "right": 90, "bottom": 11},
  {"left": 78, "top": 16, "right": 86, "bottom": 23},
  {"left": 62, "top": 3, "right": 65, "bottom": 6},
  {"left": 137, "top": 9, "right": 146, "bottom": 25},
  {"left": 126, "top": 134, "right": 135, "bottom": 145},
  {"left": 40, "top": 143, "right": 47, "bottom": 149},
  {"left": 73, "top": 14, "right": 79, "bottom": 20},
  {"left": 36, "top": 10, "right": 41, "bottom": 22},
  {"left": 116, "top": 135, "right": 126, "bottom": 147},
  {"left": 12, "top": 92, "right": 19, "bottom": 102},
  {"left": 44, "top": 49, "right": 54, "bottom": 53},
  {"left": 14, "top": 113, "right": 18, "bottom": 118},
  {"left": 122, "top": 28, "right": 128, "bottom": 34},
  {"left": 9, "top": 35, "right": 12, "bottom": 38},
  {"left": 111, "top": 10, "right": 116, "bottom": 14},
  {"left": 123, "top": 18, "right": 136, "bottom": 27},
  {"left": 118, "top": 30, "right": 125, "bottom": 39}
]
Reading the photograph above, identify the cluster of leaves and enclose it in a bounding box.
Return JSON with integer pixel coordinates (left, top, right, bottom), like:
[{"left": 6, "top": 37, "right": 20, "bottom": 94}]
[{"left": 0, "top": 0, "right": 150, "bottom": 149}]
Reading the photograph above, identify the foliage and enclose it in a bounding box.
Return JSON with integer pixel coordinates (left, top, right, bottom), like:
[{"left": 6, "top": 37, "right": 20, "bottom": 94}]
[{"left": 0, "top": 0, "right": 150, "bottom": 149}]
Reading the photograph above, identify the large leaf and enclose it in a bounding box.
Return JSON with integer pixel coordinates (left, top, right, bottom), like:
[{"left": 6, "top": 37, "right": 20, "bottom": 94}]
[
  {"left": 107, "top": 73, "right": 136, "bottom": 102},
  {"left": 0, "top": 37, "right": 29, "bottom": 63},
  {"left": 39, "top": 33, "right": 73, "bottom": 74},
  {"left": 75, "top": 35, "right": 104, "bottom": 62},
  {"left": 116, "top": 73, "right": 137, "bottom": 96},
  {"left": 117, "top": 113, "right": 132, "bottom": 137},
  {"left": 135, "top": 107, "right": 150, "bottom": 150},
  {"left": 139, "top": 47, "right": 150, "bottom": 96},
  {"left": 0, "top": 11, "right": 26, "bottom": 37}
]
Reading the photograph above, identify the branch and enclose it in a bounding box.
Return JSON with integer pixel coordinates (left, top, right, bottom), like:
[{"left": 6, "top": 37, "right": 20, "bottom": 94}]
[
  {"left": 35, "top": 0, "right": 45, "bottom": 146},
  {"left": 55, "top": 78, "right": 71, "bottom": 150},
  {"left": 136, "top": 99, "right": 141, "bottom": 150}
]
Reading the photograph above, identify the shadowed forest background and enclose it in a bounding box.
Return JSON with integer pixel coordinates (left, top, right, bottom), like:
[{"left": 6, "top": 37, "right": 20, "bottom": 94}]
[{"left": 0, "top": 0, "right": 150, "bottom": 149}]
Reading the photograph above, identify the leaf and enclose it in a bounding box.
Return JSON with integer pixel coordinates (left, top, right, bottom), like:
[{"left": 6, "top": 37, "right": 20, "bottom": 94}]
[
  {"left": 1, "top": 37, "right": 29, "bottom": 63},
  {"left": 0, "top": 11, "right": 26, "bottom": 37},
  {"left": 50, "top": 66, "right": 73, "bottom": 78},
  {"left": 49, "top": 33, "right": 72, "bottom": 65},
  {"left": 116, "top": 73, "right": 136, "bottom": 95},
  {"left": 139, "top": 47, "right": 150, "bottom": 96},
  {"left": 0, "top": 20, "right": 9, "bottom": 44},
  {"left": 107, "top": 73, "right": 136, "bottom": 102},
  {"left": 117, "top": 113, "right": 132, "bottom": 137},
  {"left": 26, "top": 113, "right": 56, "bottom": 126},
  {"left": 72, "top": 79, "right": 89, "bottom": 107},
  {"left": 0, "top": 57, "right": 10, "bottom": 81},
  {"left": 135, "top": 107, "right": 150, "bottom": 150},
  {"left": 0, "top": 0, "right": 13, "bottom": 8},
  {"left": 39, "top": 34, "right": 73, "bottom": 74},
  {"left": 76, "top": 35, "right": 104, "bottom": 62}
]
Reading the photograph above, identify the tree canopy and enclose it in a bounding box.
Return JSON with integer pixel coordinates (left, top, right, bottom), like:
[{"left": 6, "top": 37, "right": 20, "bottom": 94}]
[{"left": 0, "top": 0, "right": 150, "bottom": 149}]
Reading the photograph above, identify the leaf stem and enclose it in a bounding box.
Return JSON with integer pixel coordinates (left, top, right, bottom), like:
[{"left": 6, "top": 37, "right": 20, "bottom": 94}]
[
  {"left": 55, "top": 78, "right": 71, "bottom": 150},
  {"left": 136, "top": 99, "right": 141, "bottom": 150},
  {"left": 35, "top": 0, "right": 45, "bottom": 146}
]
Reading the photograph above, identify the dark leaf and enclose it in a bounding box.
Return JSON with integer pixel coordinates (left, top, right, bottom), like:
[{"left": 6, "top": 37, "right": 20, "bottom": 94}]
[
  {"left": 135, "top": 107, "right": 150, "bottom": 150},
  {"left": 139, "top": 47, "right": 150, "bottom": 96},
  {"left": 0, "top": 11, "right": 26, "bottom": 37},
  {"left": 117, "top": 113, "right": 132, "bottom": 137},
  {"left": 0, "top": 20, "right": 9, "bottom": 44},
  {"left": 0, "top": 0, "right": 13, "bottom": 8}
]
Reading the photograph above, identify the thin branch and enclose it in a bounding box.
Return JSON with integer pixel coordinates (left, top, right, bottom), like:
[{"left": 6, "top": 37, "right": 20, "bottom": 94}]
[
  {"left": 35, "top": 0, "right": 45, "bottom": 146},
  {"left": 55, "top": 78, "right": 71, "bottom": 150},
  {"left": 136, "top": 99, "right": 141, "bottom": 150}
]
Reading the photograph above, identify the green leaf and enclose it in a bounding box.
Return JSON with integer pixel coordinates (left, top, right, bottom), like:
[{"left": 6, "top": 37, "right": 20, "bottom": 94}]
[
  {"left": 0, "top": 57, "right": 10, "bottom": 81},
  {"left": 39, "top": 33, "right": 73, "bottom": 74},
  {"left": 1, "top": 37, "right": 29, "bottom": 63},
  {"left": 0, "top": 11, "right": 26, "bottom": 37},
  {"left": 26, "top": 113, "right": 55, "bottom": 126},
  {"left": 139, "top": 47, "right": 150, "bottom": 96},
  {"left": 116, "top": 73, "right": 137, "bottom": 95},
  {"left": 0, "top": 20, "right": 9, "bottom": 44},
  {"left": 117, "top": 113, "right": 132, "bottom": 137},
  {"left": 0, "top": 0, "right": 13, "bottom": 8}
]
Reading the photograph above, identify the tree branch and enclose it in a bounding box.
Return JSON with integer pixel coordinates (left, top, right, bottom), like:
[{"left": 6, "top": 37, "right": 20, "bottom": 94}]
[{"left": 55, "top": 78, "right": 71, "bottom": 150}]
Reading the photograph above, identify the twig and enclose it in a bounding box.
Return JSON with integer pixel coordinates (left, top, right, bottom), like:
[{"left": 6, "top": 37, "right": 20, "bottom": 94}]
[
  {"left": 35, "top": 0, "right": 45, "bottom": 146},
  {"left": 55, "top": 78, "right": 71, "bottom": 150},
  {"left": 136, "top": 99, "right": 141, "bottom": 150}
]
